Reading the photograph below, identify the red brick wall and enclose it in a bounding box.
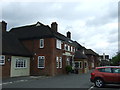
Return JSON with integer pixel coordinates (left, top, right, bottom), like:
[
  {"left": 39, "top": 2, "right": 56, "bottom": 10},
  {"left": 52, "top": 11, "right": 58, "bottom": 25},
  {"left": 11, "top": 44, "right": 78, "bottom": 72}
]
[
  {"left": 22, "top": 38, "right": 75, "bottom": 76},
  {"left": 1, "top": 55, "right": 11, "bottom": 78}
]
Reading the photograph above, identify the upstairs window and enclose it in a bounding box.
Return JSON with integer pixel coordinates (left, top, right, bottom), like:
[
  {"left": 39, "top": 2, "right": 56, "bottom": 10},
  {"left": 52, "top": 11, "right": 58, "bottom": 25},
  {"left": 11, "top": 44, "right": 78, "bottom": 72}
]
[
  {"left": 56, "top": 39, "right": 61, "bottom": 49},
  {"left": 40, "top": 39, "right": 44, "bottom": 48},
  {"left": 38, "top": 56, "right": 45, "bottom": 68},
  {"left": 0, "top": 55, "right": 5, "bottom": 65}
]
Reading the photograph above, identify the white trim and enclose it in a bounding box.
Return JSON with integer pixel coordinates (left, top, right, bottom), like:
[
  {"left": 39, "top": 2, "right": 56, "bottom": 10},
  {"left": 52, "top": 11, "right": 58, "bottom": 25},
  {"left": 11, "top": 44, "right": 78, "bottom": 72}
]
[
  {"left": 59, "top": 57, "right": 62, "bottom": 68},
  {"left": 0, "top": 55, "right": 5, "bottom": 65},
  {"left": 38, "top": 56, "right": 45, "bottom": 68},
  {"left": 15, "top": 58, "right": 27, "bottom": 69},
  {"left": 40, "top": 39, "right": 44, "bottom": 48},
  {"left": 56, "top": 57, "right": 59, "bottom": 68}
]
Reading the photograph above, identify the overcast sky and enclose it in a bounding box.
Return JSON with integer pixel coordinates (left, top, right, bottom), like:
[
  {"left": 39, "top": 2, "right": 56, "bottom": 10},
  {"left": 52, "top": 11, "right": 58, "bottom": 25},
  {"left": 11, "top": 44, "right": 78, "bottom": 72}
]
[{"left": 1, "top": 0, "right": 119, "bottom": 58}]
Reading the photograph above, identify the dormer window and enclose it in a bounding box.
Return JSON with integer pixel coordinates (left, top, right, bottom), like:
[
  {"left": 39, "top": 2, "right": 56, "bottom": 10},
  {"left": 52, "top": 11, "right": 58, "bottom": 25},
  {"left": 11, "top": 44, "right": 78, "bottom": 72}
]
[
  {"left": 36, "top": 22, "right": 41, "bottom": 26},
  {"left": 40, "top": 39, "right": 44, "bottom": 48}
]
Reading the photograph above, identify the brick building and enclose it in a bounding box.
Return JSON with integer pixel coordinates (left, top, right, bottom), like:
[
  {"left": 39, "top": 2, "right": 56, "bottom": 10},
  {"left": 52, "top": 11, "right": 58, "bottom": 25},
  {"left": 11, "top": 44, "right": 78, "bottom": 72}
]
[{"left": 1, "top": 21, "right": 100, "bottom": 78}]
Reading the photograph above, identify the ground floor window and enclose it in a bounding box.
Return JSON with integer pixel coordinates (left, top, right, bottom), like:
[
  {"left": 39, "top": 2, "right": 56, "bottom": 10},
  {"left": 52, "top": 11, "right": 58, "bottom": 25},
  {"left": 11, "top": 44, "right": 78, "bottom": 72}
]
[
  {"left": 38, "top": 56, "right": 45, "bottom": 68},
  {"left": 0, "top": 55, "right": 5, "bottom": 65},
  {"left": 75, "top": 61, "right": 83, "bottom": 69},
  {"left": 66, "top": 58, "right": 70, "bottom": 65},
  {"left": 56, "top": 57, "right": 59, "bottom": 68},
  {"left": 84, "top": 61, "right": 88, "bottom": 68},
  {"left": 15, "top": 58, "right": 27, "bottom": 68},
  {"left": 59, "top": 57, "right": 62, "bottom": 68},
  {"left": 56, "top": 57, "right": 62, "bottom": 68}
]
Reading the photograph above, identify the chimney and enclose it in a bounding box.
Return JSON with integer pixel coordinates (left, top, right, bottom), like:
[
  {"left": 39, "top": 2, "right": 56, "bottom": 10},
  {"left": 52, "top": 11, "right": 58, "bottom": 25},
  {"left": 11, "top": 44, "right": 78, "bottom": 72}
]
[
  {"left": 51, "top": 22, "right": 58, "bottom": 32},
  {"left": 67, "top": 31, "right": 71, "bottom": 39},
  {"left": 0, "top": 21, "right": 7, "bottom": 32}
]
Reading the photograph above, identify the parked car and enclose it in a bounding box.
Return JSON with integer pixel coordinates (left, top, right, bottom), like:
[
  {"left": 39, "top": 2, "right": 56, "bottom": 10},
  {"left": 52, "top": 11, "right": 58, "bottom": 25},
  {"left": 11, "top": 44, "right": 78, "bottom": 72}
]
[{"left": 90, "top": 66, "right": 120, "bottom": 88}]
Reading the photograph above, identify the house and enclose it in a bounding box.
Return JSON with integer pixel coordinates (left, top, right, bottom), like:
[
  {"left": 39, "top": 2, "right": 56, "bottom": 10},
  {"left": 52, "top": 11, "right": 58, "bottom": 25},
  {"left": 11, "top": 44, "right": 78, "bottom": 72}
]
[
  {"left": 99, "top": 53, "right": 110, "bottom": 66},
  {"left": 74, "top": 51, "right": 88, "bottom": 74},
  {"left": 1, "top": 21, "right": 32, "bottom": 78},
  {"left": 9, "top": 21, "right": 77, "bottom": 76},
  {"left": 1, "top": 20, "right": 101, "bottom": 77},
  {"left": 84, "top": 49, "right": 100, "bottom": 69},
  {"left": 73, "top": 41, "right": 89, "bottom": 73}
]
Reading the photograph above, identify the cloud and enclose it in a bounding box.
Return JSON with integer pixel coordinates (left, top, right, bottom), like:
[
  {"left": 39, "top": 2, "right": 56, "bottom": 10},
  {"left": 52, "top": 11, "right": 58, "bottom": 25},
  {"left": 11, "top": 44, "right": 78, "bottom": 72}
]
[{"left": 2, "top": 1, "right": 118, "bottom": 58}]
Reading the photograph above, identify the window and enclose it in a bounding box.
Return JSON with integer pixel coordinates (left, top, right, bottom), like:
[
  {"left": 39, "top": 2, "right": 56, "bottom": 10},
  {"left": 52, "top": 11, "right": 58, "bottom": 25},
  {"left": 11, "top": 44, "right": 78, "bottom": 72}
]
[
  {"left": 112, "top": 68, "right": 120, "bottom": 73},
  {"left": 15, "top": 58, "right": 26, "bottom": 68},
  {"left": 98, "top": 68, "right": 112, "bottom": 73},
  {"left": 56, "top": 57, "right": 62, "bottom": 69},
  {"left": 84, "top": 61, "right": 87, "bottom": 68},
  {"left": 0, "top": 55, "right": 5, "bottom": 65},
  {"left": 56, "top": 39, "right": 61, "bottom": 49},
  {"left": 75, "top": 61, "right": 82, "bottom": 69},
  {"left": 66, "top": 58, "right": 70, "bottom": 65},
  {"left": 68, "top": 45, "right": 70, "bottom": 51},
  {"left": 71, "top": 46, "right": 73, "bottom": 52},
  {"left": 59, "top": 57, "right": 62, "bottom": 68},
  {"left": 79, "top": 61, "right": 82, "bottom": 69},
  {"left": 40, "top": 39, "right": 44, "bottom": 48},
  {"left": 38, "top": 56, "right": 45, "bottom": 68},
  {"left": 56, "top": 57, "right": 59, "bottom": 68},
  {"left": 64, "top": 44, "right": 68, "bottom": 51}
]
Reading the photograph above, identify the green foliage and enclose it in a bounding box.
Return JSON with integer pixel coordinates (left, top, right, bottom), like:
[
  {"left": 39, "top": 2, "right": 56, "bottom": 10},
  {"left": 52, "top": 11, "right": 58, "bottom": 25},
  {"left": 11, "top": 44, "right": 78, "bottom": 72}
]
[
  {"left": 65, "top": 65, "right": 72, "bottom": 73},
  {"left": 111, "top": 53, "right": 120, "bottom": 65}
]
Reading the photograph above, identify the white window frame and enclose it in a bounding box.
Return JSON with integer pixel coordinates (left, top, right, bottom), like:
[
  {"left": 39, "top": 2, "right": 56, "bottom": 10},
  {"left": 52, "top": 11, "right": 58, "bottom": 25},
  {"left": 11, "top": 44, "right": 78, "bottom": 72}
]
[
  {"left": 68, "top": 45, "right": 70, "bottom": 51},
  {"left": 0, "top": 55, "right": 5, "bottom": 65},
  {"left": 56, "top": 57, "right": 59, "bottom": 68},
  {"left": 71, "top": 46, "right": 73, "bottom": 52},
  {"left": 59, "top": 57, "right": 62, "bottom": 68},
  {"left": 56, "top": 39, "right": 62, "bottom": 49},
  {"left": 66, "top": 58, "right": 70, "bottom": 65},
  {"left": 15, "top": 58, "right": 27, "bottom": 68},
  {"left": 40, "top": 39, "right": 44, "bottom": 48},
  {"left": 38, "top": 56, "right": 45, "bottom": 68}
]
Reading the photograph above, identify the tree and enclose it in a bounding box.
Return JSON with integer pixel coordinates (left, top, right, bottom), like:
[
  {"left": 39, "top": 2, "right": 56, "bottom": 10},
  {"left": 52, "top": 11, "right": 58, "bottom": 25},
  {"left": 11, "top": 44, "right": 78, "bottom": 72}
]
[{"left": 111, "top": 53, "right": 120, "bottom": 65}]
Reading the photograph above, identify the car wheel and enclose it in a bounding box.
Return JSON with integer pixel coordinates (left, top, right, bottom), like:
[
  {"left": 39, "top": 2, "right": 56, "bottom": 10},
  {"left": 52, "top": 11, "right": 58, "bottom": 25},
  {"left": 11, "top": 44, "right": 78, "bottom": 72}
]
[{"left": 94, "top": 79, "right": 104, "bottom": 88}]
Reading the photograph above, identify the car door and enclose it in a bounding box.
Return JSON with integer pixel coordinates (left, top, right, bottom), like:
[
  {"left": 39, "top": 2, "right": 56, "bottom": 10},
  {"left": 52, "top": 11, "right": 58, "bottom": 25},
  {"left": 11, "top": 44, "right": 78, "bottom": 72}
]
[
  {"left": 112, "top": 68, "right": 120, "bottom": 83},
  {"left": 102, "top": 68, "right": 116, "bottom": 83}
]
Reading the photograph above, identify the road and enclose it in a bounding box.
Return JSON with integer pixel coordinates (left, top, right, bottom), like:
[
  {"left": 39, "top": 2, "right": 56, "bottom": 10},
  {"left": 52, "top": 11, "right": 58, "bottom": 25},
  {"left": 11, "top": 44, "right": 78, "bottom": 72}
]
[{"left": 1, "top": 71, "right": 120, "bottom": 90}]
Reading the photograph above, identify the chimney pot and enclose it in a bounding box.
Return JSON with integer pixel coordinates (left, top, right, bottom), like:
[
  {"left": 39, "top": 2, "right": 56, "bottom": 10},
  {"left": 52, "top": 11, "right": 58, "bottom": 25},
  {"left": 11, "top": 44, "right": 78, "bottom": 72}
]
[{"left": 51, "top": 22, "right": 58, "bottom": 32}]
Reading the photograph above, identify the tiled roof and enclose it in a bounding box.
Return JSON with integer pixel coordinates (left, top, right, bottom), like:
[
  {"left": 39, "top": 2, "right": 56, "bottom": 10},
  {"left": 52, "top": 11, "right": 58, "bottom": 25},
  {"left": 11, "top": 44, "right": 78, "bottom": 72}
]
[
  {"left": 74, "top": 51, "right": 87, "bottom": 59},
  {"left": 10, "top": 22, "right": 76, "bottom": 46},
  {"left": 84, "top": 49, "right": 99, "bottom": 56},
  {"left": 2, "top": 32, "right": 32, "bottom": 56}
]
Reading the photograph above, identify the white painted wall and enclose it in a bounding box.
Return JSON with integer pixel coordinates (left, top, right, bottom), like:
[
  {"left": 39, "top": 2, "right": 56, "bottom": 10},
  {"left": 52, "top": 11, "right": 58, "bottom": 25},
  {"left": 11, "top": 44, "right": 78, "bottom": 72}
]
[{"left": 10, "top": 56, "right": 30, "bottom": 77}]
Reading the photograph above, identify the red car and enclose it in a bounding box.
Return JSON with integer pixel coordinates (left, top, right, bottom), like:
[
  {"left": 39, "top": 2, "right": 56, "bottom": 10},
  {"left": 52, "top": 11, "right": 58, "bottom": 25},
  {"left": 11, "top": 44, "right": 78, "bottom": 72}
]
[{"left": 90, "top": 66, "right": 120, "bottom": 88}]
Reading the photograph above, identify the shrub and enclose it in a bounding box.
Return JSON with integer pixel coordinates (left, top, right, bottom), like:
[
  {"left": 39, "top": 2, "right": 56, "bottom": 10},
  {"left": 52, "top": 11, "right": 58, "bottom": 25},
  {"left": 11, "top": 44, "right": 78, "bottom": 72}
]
[{"left": 65, "top": 65, "right": 72, "bottom": 73}]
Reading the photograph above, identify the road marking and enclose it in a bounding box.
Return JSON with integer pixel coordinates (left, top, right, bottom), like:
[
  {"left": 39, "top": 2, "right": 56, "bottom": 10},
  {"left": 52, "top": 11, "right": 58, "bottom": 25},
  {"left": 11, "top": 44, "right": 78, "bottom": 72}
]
[
  {"left": 88, "top": 85, "right": 94, "bottom": 90},
  {"left": 2, "top": 79, "right": 28, "bottom": 85}
]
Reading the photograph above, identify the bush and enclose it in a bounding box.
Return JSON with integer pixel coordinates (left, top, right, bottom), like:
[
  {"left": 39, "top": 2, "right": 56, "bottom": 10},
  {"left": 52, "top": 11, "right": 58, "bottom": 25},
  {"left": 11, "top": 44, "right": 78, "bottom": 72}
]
[{"left": 65, "top": 65, "right": 72, "bottom": 73}]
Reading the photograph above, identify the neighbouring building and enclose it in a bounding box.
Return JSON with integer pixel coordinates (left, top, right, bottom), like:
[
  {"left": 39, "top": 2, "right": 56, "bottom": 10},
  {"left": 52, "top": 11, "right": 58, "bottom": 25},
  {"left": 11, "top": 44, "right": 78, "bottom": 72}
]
[
  {"left": 84, "top": 49, "right": 100, "bottom": 69},
  {"left": 100, "top": 53, "right": 110, "bottom": 66},
  {"left": 1, "top": 21, "right": 32, "bottom": 78}
]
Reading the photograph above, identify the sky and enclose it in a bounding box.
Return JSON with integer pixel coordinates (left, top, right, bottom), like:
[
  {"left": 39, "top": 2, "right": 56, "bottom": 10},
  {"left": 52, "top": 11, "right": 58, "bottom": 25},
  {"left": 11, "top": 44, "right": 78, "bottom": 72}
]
[{"left": 1, "top": 0, "right": 119, "bottom": 58}]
